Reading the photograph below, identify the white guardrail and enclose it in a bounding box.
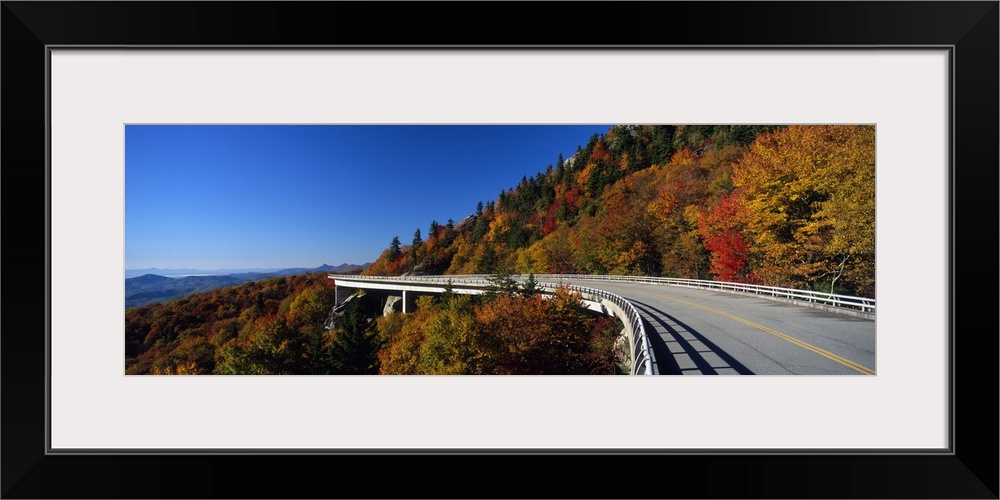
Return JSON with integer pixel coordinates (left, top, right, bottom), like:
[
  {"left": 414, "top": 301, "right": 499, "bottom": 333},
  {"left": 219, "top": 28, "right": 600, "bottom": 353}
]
[
  {"left": 328, "top": 274, "right": 657, "bottom": 375},
  {"left": 525, "top": 274, "right": 876, "bottom": 315},
  {"left": 330, "top": 273, "right": 876, "bottom": 375}
]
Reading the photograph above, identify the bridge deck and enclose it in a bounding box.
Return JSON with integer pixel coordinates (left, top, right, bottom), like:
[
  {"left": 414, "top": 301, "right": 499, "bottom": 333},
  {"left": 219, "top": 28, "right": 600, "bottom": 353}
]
[
  {"left": 549, "top": 279, "right": 876, "bottom": 375},
  {"left": 331, "top": 275, "right": 876, "bottom": 375}
]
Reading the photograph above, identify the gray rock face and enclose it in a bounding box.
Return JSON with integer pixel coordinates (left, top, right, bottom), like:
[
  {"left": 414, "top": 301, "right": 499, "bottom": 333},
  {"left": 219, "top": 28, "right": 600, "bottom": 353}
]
[
  {"left": 383, "top": 295, "right": 402, "bottom": 316},
  {"left": 564, "top": 152, "right": 578, "bottom": 169},
  {"left": 325, "top": 293, "right": 358, "bottom": 330},
  {"left": 408, "top": 262, "right": 430, "bottom": 276},
  {"left": 453, "top": 214, "right": 477, "bottom": 232}
]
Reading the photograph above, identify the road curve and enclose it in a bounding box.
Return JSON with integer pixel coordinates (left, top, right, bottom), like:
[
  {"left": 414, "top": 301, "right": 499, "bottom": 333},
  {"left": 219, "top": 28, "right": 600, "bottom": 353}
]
[{"left": 544, "top": 278, "right": 876, "bottom": 375}]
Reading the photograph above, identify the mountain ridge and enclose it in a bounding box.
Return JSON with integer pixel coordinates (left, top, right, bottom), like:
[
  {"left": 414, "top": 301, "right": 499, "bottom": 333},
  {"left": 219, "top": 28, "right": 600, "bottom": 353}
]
[
  {"left": 125, "top": 263, "right": 368, "bottom": 279},
  {"left": 125, "top": 263, "right": 370, "bottom": 308},
  {"left": 362, "top": 124, "right": 875, "bottom": 298}
]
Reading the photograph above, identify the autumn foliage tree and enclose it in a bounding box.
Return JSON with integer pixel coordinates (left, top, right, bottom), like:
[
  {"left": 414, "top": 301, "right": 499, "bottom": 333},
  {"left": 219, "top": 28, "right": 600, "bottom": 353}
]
[
  {"left": 126, "top": 273, "right": 352, "bottom": 375},
  {"left": 377, "top": 286, "right": 624, "bottom": 375},
  {"left": 729, "top": 125, "right": 875, "bottom": 295},
  {"left": 360, "top": 124, "right": 873, "bottom": 298},
  {"left": 697, "top": 193, "right": 755, "bottom": 282},
  {"left": 127, "top": 125, "right": 877, "bottom": 376}
]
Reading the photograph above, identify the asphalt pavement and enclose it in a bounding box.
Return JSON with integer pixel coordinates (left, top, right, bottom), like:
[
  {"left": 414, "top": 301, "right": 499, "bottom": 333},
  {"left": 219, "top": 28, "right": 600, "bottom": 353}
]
[{"left": 546, "top": 279, "right": 877, "bottom": 375}]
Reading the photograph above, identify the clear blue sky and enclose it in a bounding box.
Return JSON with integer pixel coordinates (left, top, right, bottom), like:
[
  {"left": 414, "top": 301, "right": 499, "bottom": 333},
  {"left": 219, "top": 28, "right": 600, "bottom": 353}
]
[{"left": 125, "top": 125, "right": 612, "bottom": 270}]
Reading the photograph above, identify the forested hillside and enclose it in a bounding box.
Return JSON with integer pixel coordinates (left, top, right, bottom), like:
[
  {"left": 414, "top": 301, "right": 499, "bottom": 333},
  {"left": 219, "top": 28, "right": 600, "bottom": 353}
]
[
  {"left": 126, "top": 273, "right": 349, "bottom": 374},
  {"left": 127, "top": 124, "right": 875, "bottom": 375},
  {"left": 364, "top": 125, "right": 875, "bottom": 298},
  {"left": 125, "top": 272, "right": 622, "bottom": 375}
]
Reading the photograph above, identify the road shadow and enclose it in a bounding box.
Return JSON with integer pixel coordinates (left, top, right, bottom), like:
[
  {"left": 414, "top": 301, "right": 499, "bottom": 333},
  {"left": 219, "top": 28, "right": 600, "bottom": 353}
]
[{"left": 630, "top": 299, "right": 754, "bottom": 375}]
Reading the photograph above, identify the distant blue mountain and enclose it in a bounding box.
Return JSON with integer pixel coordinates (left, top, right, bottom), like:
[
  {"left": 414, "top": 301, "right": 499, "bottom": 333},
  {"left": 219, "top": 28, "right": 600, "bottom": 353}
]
[
  {"left": 125, "top": 263, "right": 369, "bottom": 308},
  {"left": 124, "top": 263, "right": 370, "bottom": 279},
  {"left": 125, "top": 267, "right": 283, "bottom": 279},
  {"left": 128, "top": 273, "right": 174, "bottom": 285}
]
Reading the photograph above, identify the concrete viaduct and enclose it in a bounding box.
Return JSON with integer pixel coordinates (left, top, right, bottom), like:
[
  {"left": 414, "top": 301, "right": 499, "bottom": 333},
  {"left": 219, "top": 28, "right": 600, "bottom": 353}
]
[{"left": 329, "top": 274, "right": 876, "bottom": 376}]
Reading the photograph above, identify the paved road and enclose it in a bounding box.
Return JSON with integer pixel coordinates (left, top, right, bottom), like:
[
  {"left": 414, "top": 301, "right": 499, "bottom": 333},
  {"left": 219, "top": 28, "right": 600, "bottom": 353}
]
[{"left": 545, "top": 278, "right": 876, "bottom": 375}]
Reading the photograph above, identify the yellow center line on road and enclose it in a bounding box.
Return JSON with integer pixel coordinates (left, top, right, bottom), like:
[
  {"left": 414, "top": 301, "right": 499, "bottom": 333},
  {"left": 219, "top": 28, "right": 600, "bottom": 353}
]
[{"left": 650, "top": 292, "right": 875, "bottom": 375}]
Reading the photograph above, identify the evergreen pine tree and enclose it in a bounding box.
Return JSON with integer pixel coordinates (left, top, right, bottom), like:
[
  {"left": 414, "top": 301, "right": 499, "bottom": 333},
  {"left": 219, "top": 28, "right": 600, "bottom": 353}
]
[
  {"left": 412, "top": 228, "right": 423, "bottom": 255},
  {"left": 441, "top": 278, "right": 456, "bottom": 304},
  {"left": 389, "top": 236, "right": 401, "bottom": 259},
  {"left": 477, "top": 244, "right": 498, "bottom": 274},
  {"left": 443, "top": 219, "right": 455, "bottom": 246},
  {"left": 522, "top": 273, "right": 539, "bottom": 297},
  {"left": 329, "top": 298, "right": 380, "bottom": 374},
  {"left": 483, "top": 266, "right": 519, "bottom": 300}
]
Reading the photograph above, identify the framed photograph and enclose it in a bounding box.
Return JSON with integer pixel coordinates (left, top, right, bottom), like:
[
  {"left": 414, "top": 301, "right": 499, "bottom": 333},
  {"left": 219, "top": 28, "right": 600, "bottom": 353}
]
[{"left": 3, "top": 2, "right": 996, "bottom": 498}]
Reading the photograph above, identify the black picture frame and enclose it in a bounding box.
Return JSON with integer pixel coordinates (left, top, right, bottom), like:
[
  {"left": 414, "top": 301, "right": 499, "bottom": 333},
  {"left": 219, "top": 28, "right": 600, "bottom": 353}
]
[{"left": 2, "top": 2, "right": 996, "bottom": 498}]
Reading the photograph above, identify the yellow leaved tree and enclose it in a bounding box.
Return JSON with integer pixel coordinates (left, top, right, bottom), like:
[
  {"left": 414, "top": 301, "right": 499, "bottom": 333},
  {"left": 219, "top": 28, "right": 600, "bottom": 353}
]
[{"left": 733, "top": 125, "right": 875, "bottom": 296}]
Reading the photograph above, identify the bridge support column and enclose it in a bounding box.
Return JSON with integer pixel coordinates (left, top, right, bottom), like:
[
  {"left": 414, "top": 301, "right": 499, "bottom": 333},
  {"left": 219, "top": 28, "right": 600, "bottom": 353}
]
[{"left": 403, "top": 290, "right": 416, "bottom": 313}]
